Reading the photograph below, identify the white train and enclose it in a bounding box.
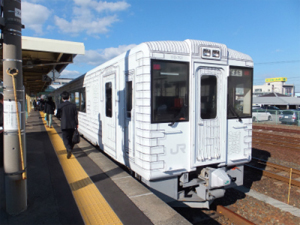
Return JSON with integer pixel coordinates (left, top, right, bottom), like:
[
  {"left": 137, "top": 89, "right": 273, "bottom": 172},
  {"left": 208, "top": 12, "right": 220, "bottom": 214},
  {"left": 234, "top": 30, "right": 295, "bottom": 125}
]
[{"left": 51, "top": 39, "right": 253, "bottom": 208}]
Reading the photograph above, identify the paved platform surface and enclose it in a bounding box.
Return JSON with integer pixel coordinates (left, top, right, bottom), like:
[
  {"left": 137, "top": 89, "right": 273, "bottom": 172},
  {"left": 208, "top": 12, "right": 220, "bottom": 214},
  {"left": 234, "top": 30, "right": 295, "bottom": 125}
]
[{"left": 0, "top": 111, "right": 191, "bottom": 225}]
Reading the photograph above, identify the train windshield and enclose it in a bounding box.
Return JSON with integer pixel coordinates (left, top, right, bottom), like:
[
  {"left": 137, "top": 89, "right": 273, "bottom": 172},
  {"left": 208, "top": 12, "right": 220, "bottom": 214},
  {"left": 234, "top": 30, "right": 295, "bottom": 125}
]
[
  {"left": 151, "top": 60, "right": 189, "bottom": 123},
  {"left": 227, "top": 67, "right": 253, "bottom": 119}
]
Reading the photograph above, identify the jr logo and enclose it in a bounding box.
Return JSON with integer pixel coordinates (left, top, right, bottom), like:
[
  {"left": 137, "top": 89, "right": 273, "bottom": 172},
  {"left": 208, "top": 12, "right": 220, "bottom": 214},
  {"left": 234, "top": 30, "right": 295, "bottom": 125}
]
[{"left": 170, "top": 144, "right": 186, "bottom": 155}]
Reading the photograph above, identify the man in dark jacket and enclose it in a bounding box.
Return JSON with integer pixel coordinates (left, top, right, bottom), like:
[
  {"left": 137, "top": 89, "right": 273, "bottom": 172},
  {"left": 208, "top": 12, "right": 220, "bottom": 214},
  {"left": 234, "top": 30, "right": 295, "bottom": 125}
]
[{"left": 56, "top": 91, "right": 78, "bottom": 159}]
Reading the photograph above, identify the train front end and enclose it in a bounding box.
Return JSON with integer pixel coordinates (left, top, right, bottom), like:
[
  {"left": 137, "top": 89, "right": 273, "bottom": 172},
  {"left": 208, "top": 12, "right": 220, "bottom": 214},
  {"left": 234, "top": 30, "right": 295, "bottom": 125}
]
[{"left": 143, "top": 40, "right": 253, "bottom": 208}]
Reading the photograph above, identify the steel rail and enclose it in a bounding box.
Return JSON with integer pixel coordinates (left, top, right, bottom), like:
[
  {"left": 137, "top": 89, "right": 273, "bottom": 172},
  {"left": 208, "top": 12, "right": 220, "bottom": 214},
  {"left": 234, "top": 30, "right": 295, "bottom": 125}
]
[
  {"left": 253, "top": 125, "right": 300, "bottom": 135},
  {"left": 252, "top": 140, "right": 300, "bottom": 152},
  {"left": 252, "top": 157, "right": 300, "bottom": 176},
  {"left": 216, "top": 205, "right": 255, "bottom": 225},
  {"left": 245, "top": 164, "right": 300, "bottom": 188},
  {"left": 252, "top": 135, "right": 300, "bottom": 147},
  {"left": 252, "top": 132, "right": 300, "bottom": 145},
  {"left": 252, "top": 131, "right": 300, "bottom": 140}
]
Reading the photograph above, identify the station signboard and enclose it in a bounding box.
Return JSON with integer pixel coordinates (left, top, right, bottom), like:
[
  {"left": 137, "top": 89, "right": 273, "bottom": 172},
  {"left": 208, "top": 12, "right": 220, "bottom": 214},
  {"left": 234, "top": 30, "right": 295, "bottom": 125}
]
[{"left": 265, "top": 77, "right": 287, "bottom": 83}]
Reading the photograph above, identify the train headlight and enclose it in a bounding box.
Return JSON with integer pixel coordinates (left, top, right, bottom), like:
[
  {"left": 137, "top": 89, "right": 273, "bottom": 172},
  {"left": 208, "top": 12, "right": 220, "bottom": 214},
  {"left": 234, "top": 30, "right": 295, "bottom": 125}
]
[
  {"left": 201, "top": 47, "right": 221, "bottom": 60},
  {"left": 203, "top": 49, "right": 211, "bottom": 57},
  {"left": 212, "top": 50, "right": 220, "bottom": 58}
]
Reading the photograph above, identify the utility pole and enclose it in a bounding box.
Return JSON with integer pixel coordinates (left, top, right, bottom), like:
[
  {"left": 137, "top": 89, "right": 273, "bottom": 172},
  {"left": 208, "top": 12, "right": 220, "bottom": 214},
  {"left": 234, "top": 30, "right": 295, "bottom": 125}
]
[{"left": 2, "top": 0, "right": 27, "bottom": 215}]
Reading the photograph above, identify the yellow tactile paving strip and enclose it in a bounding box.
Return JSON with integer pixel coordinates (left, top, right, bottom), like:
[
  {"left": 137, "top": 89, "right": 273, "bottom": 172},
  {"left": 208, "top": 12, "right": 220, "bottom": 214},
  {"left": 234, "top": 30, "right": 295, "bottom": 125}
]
[{"left": 40, "top": 112, "right": 123, "bottom": 225}]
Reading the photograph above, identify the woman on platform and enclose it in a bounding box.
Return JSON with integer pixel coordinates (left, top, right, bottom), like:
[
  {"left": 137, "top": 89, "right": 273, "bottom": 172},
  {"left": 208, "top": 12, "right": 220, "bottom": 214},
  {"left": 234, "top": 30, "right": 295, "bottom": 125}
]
[{"left": 44, "top": 96, "right": 56, "bottom": 128}]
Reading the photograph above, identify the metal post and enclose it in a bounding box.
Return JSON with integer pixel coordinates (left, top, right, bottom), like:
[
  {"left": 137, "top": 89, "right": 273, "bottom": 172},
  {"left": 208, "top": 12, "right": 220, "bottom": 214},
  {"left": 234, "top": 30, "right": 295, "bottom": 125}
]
[{"left": 2, "top": 0, "right": 27, "bottom": 215}]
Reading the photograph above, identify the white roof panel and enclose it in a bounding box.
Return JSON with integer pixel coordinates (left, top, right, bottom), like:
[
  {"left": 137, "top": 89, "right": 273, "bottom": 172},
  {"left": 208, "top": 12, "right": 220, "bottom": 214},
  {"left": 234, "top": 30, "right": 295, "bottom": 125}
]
[{"left": 22, "top": 36, "right": 85, "bottom": 55}]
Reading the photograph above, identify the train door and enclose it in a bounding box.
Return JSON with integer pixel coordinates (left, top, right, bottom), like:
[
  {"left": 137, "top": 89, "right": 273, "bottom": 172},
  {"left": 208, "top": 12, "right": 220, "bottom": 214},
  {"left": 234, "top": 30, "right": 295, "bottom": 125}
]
[
  {"left": 194, "top": 66, "right": 226, "bottom": 165},
  {"left": 103, "top": 74, "right": 117, "bottom": 157}
]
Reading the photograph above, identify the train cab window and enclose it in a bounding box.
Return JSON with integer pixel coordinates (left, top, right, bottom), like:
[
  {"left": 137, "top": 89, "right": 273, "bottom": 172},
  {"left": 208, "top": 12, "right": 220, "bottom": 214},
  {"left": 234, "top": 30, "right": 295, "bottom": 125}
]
[
  {"left": 105, "top": 82, "right": 112, "bottom": 117},
  {"left": 201, "top": 75, "right": 217, "bottom": 119},
  {"left": 126, "top": 81, "right": 132, "bottom": 118},
  {"left": 151, "top": 60, "right": 189, "bottom": 123},
  {"left": 227, "top": 67, "right": 253, "bottom": 119}
]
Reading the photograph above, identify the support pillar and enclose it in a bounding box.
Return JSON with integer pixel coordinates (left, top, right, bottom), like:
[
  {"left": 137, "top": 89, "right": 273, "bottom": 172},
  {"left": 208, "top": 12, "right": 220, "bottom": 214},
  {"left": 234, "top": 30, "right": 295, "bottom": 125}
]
[{"left": 2, "top": 0, "right": 27, "bottom": 215}]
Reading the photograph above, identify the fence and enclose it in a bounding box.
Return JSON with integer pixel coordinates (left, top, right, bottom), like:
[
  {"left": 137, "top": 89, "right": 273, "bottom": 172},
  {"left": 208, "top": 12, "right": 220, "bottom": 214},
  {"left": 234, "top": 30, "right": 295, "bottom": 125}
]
[{"left": 252, "top": 109, "right": 300, "bottom": 126}]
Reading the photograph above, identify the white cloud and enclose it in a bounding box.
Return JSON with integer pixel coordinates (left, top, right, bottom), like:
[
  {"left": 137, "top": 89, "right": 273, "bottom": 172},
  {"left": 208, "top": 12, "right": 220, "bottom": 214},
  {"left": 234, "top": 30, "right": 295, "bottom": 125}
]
[
  {"left": 54, "top": 0, "right": 130, "bottom": 36},
  {"left": 54, "top": 15, "right": 118, "bottom": 35},
  {"left": 74, "top": 0, "right": 130, "bottom": 12},
  {"left": 93, "top": 1, "right": 130, "bottom": 12},
  {"left": 60, "top": 70, "right": 82, "bottom": 79},
  {"left": 22, "top": 1, "right": 51, "bottom": 34},
  {"left": 60, "top": 44, "right": 135, "bottom": 78},
  {"left": 74, "top": 44, "right": 136, "bottom": 66},
  {"left": 25, "top": 0, "right": 46, "bottom": 3}
]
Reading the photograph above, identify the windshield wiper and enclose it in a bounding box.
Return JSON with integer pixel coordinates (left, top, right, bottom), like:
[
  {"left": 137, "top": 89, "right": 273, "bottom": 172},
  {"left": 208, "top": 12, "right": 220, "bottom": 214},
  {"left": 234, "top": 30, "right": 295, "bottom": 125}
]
[
  {"left": 168, "top": 104, "right": 188, "bottom": 126},
  {"left": 228, "top": 104, "right": 242, "bottom": 122}
]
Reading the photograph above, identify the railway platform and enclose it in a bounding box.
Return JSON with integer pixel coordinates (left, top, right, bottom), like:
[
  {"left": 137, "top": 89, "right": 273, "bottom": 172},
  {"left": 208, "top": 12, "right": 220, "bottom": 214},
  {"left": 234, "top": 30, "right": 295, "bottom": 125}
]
[{"left": 0, "top": 111, "right": 191, "bottom": 225}]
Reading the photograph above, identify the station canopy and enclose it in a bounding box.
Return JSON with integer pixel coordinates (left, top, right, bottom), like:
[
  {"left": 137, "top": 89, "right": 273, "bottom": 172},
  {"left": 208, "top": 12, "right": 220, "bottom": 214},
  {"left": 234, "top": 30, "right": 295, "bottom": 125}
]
[{"left": 0, "top": 36, "right": 85, "bottom": 94}]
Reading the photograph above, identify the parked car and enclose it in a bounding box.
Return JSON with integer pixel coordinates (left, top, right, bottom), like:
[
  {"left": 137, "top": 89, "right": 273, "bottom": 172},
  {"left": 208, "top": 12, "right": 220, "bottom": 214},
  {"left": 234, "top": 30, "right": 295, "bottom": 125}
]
[
  {"left": 252, "top": 107, "right": 272, "bottom": 122},
  {"left": 261, "top": 105, "right": 281, "bottom": 114},
  {"left": 279, "top": 110, "right": 300, "bottom": 125}
]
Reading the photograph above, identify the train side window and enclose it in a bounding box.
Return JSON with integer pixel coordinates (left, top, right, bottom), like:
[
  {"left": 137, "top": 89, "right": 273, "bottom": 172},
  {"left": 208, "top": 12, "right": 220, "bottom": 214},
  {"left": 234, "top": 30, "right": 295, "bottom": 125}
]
[
  {"left": 105, "top": 82, "right": 112, "bottom": 117},
  {"left": 70, "top": 92, "right": 75, "bottom": 104},
  {"left": 126, "top": 81, "right": 132, "bottom": 118},
  {"left": 75, "top": 91, "right": 80, "bottom": 110},
  {"left": 80, "top": 87, "right": 86, "bottom": 113},
  {"left": 58, "top": 95, "right": 62, "bottom": 104},
  {"left": 201, "top": 75, "right": 217, "bottom": 119}
]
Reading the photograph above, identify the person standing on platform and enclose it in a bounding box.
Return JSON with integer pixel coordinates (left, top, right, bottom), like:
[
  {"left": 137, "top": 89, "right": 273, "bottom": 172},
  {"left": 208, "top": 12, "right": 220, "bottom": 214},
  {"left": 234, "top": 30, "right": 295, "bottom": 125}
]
[
  {"left": 36, "top": 99, "right": 40, "bottom": 111},
  {"left": 33, "top": 100, "right": 37, "bottom": 111},
  {"left": 56, "top": 91, "right": 78, "bottom": 159},
  {"left": 44, "top": 96, "right": 56, "bottom": 128},
  {"left": 0, "top": 94, "right": 3, "bottom": 167}
]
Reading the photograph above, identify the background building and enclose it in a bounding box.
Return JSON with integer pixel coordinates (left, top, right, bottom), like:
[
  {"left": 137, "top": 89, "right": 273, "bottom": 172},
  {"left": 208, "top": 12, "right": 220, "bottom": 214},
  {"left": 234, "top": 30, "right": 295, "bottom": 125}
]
[
  {"left": 47, "top": 78, "right": 73, "bottom": 91},
  {"left": 253, "top": 77, "right": 295, "bottom": 97},
  {"left": 34, "top": 77, "right": 73, "bottom": 100}
]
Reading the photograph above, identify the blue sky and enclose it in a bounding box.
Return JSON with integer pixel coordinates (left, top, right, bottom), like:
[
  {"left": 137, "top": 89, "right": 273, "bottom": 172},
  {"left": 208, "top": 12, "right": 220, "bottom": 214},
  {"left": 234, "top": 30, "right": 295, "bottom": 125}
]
[{"left": 21, "top": 0, "right": 300, "bottom": 91}]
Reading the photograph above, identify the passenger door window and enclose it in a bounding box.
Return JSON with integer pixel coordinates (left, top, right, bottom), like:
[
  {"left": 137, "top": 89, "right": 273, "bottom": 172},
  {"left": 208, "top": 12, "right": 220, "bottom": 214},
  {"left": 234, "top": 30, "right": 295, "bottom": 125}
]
[
  {"left": 201, "top": 75, "right": 217, "bottom": 119},
  {"left": 126, "top": 81, "right": 132, "bottom": 118},
  {"left": 105, "top": 82, "right": 112, "bottom": 117}
]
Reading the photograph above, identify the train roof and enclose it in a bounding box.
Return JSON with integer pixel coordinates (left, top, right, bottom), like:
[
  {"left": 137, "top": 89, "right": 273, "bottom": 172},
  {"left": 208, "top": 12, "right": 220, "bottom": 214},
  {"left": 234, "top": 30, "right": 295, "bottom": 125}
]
[
  {"left": 70, "top": 39, "right": 253, "bottom": 82},
  {"left": 145, "top": 39, "right": 252, "bottom": 62}
]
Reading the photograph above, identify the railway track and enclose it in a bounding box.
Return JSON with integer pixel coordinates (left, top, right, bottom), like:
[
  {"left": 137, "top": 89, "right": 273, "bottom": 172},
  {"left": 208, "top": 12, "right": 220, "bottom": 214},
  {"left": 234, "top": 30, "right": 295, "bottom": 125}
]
[
  {"left": 253, "top": 129, "right": 300, "bottom": 141},
  {"left": 252, "top": 139, "right": 300, "bottom": 152},
  {"left": 246, "top": 157, "right": 300, "bottom": 188},
  {"left": 182, "top": 205, "right": 255, "bottom": 225},
  {"left": 253, "top": 130, "right": 300, "bottom": 143},
  {"left": 216, "top": 205, "right": 255, "bottom": 225},
  {"left": 252, "top": 130, "right": 300, "bottom": 152},
  {"left": 253, "top": 124, "right": 300, "bottom": 135}
]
